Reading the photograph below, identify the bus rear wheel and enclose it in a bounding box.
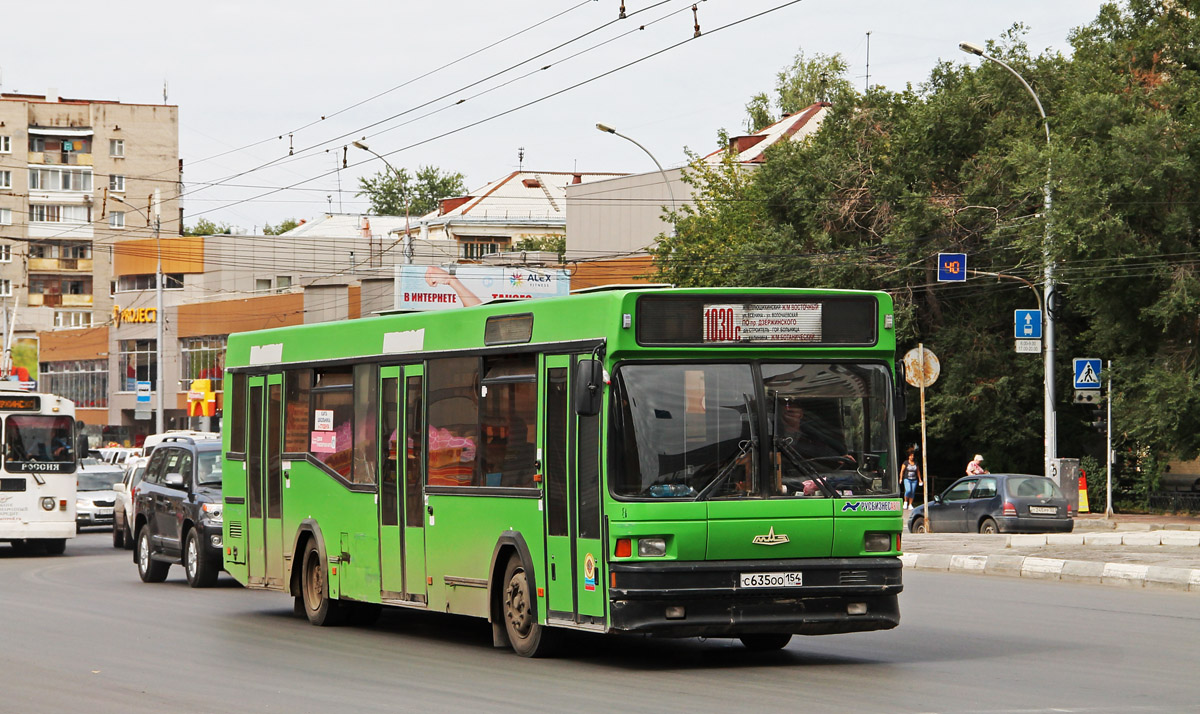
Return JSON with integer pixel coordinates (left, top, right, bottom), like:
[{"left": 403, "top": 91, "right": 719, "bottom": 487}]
[
  {"left": 301, "top": 540, "right": 344, "bottom": 626},
  {"left": 39, "top": 539, "right": 66, "bottom": 556},
  {"left": 501, "top": 555, "right": 555, "bottom": 657},
  {"left": 739, "top": 633, "right": 792, "bottom": 651}
]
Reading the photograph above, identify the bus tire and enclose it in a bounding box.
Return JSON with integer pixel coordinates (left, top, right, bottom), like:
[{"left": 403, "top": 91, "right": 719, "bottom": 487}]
[
  {"left": 501, "top": 554, "right": 555, "bottom": 657},
  {"left": 136, "top": 527, "right": 170, "bottom": 583},
  {"left": 301, "top": 540, "right": 344, "bottom": 626},
  {"left": 41, "top": 539, "right": 67, "bottom": 556},
  {"left": 184, "top": 529, "right": 218, "bottom": 588},
  {"left": 739, "top": 633, "right": 792, "bottom": 651}
]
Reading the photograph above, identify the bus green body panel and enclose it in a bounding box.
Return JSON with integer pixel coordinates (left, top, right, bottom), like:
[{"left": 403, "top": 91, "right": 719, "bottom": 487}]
[{"left": 222, "top": 287, "right": 904, "bottom": 640}]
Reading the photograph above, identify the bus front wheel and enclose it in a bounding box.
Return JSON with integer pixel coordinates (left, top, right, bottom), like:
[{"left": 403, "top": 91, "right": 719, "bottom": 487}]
[
  {"left": 501, "top": 555, "right": 555, "bottom": 657},
  {"left": 40, "top": 539, "right": 66, "bottom": 556},
  {"left": 301, "top": 540, "right": 344, "bottom": 626}
]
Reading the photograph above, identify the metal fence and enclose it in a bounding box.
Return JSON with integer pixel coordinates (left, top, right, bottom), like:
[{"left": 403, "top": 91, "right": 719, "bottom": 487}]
[{"left": 1147, "top": 491, "right": 1200, "bottom": 513}]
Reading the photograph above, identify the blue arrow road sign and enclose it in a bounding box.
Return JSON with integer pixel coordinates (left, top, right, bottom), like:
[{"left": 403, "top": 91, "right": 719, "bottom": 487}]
[
  {"left": 1014, "top": 309, "right": 1042, "bottom": 339},
  {"left": 937, "top": 253, "right": 967, "bottom": 282},
  {"left": 1073, "top": 358, "right": 1102, "bottom": 389}
]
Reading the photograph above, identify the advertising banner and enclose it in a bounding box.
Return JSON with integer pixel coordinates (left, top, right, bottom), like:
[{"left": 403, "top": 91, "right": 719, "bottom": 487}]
[{"left": 396, "top": 265, "right": 569, "bottom": 311}]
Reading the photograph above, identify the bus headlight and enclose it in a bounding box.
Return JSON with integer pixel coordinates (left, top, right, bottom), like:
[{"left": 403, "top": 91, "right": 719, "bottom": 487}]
[
  {"left": 41, "top": 497, "right": 56, "bottom": 511},
  {"left": 863, "top": 532, "right": 892, "bottom": 552},
  {"left": 638, "top": 537, "right": 667, "bottom": 557}
]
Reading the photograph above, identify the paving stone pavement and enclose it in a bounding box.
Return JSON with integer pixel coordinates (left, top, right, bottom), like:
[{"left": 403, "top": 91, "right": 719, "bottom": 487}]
[{"left": 899, "top": 513, "right": 1200, "bottom": 592}]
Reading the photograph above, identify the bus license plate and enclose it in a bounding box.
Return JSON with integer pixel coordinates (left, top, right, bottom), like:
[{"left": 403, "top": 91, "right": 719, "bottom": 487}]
[
  {"left": 1028, "top": 506, "right": 1057, "bottom": 515},
  {"left": 740, "top": 571, "right": 803, "bottom": 588}
]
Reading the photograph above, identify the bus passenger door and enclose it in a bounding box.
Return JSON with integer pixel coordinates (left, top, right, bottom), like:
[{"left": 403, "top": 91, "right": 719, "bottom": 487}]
[
  {"left": 246, "top": 376, "right": 266, "bottom": 585},
  {"left": 263, "top": 375, "right": 285, "bottom": 588},
  {"left": 402, "top": 365, "right": 427, "bottom": 602},
  {"left": 541, "top": 357, "right": 574, "bottom": 619},
  {"left": 378, "top": 368, "right": 404, "bottom": 597},
  {"left": 571, "top": 354, "right": 606, "bottom": 622}
]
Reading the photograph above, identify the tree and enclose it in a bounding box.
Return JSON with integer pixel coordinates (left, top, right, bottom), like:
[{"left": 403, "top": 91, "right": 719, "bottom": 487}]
[
  {"left": 654, "top": 4, "right": 1200, "bottom": 502},
  {"left": 512, "top": 234, "right": 567, "bottom": 262},
  {"left": 744, "top": 50, "right": 855, "bottom": 132},
  {"left": 184, "top": 218, "right": 233, "bottom": 236},
  {"left": 263, "top": 218, "right": 300, "bottom": 235},
  {"left": 357, "top": 165, "right": 467, "bottom": 216}
]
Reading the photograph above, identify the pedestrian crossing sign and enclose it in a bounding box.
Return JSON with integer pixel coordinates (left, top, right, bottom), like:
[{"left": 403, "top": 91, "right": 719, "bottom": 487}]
[{"left": 1073, "top": 358, "right": 1101, "bottom": 389}]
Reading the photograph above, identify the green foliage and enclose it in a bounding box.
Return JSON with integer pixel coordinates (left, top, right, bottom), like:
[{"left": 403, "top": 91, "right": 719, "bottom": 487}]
[
  {"left": 512, "top": 234, "right": 567, "bottom": 262},
  {"left": 263, "top": 218, "right": 300, "bottom": 235},
  {"left": 655, "top": 4, "right": 1200, "bottom": 499},
  {"left": 184, "top": 218, "right": 232, "bottom": 236},
  {"left": 357, "top": 165, "right": 466, "bottom": 216},
  {"left": 744, "top": 50, "right": 854, "bottom": 132}
]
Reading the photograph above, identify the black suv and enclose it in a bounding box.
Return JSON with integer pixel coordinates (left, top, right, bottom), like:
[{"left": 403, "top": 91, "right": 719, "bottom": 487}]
[{"left": 132, "top": 436, "right": 224, "bottom": 587}]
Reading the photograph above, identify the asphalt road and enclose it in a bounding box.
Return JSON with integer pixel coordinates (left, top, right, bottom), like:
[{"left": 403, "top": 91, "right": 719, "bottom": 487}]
[{"left": 2, "top": 531, "right": 1198, "bottom": 714}]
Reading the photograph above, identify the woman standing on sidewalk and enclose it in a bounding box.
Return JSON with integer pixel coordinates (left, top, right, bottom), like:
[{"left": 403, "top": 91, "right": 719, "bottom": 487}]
[{"left": 902, "top": 451, "right": 922, "bottom": 510}]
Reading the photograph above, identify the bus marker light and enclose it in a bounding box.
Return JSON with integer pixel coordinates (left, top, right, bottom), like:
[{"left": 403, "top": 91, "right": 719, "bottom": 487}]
[
  {"left": 536, "top": 587, "right": 544, "bottom": 597},
  {"left": 665, "top": 606, "right": 685, "bottom": 619},
  {"left": 611, "top": 572, "right": 616, "bottom": 588},
  {"left": 533, "top": 473, "right": 542, "bottom": 483},
  {"left": 615, "top": 538, "right": 631, "bottom": 558},
  {"left": 428, "top": 576, "right": 433, "bottom": 585},
  {"left": 59, "top": 499, "right": 67, "bottom": 511},
  {"left": 332, "top": 567, "right": 337, "bottom": 575},
  {"left": 848, "top": 603, "right": 867, "bottom": 615},
  {"left": 896, "top": 533, "right": 901, "bottom": 551}
]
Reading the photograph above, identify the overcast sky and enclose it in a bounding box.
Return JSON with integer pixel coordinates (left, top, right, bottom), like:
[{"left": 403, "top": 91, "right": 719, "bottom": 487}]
[{"left": 5, "top": 0, "right": 1108, "bottom": 232}]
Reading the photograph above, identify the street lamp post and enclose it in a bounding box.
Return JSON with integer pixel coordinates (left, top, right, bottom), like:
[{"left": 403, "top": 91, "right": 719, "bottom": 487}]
[
  {"left": 352, "top": 141, "right": 412, "bottom": 264},
  {"left": 595, "top": 123, "right": 677, "bottom": 234},
  {"left": 110, "top": 192, "right": 164, "bottom": 434},
  {"left": 959, "top": 41, "right": 1057, "bottom": 479}
]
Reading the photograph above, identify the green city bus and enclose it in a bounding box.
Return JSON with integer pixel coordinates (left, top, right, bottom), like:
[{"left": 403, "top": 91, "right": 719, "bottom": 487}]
[{"left": 222, "top": 287, "right": 905, "bottom": 656}]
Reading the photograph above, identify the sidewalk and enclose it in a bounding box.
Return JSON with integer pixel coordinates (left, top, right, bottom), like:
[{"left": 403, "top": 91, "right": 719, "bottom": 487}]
[{"left": 900, "top": 513, "right": 1200, "bottom": 592}]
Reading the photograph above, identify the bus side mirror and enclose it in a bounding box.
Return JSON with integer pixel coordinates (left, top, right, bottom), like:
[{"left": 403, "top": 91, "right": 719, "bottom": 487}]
[
  {"left": 895, "top": 362, "right": 908, "bottom": 423},
  {"left": 76, "top": 435, "right": 90, "bottom": 461},
  {"left": 574, "top": 359, "right": 604, "bottom": 417}
]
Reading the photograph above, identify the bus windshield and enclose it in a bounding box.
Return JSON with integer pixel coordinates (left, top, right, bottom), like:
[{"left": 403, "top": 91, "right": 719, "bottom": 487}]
[
  {"left": 612, "top": 362, "right": 896, "bottom": 500},
  {"left": 4, "top": 415, "right": 76, "bottom": 469}
]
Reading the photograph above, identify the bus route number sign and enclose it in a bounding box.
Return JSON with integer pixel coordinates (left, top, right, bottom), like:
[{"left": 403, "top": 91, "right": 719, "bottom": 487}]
[
  {"left": 0, "top": 396, "right": 40, "bottom": 412},
  {"left": 703, "top": 303, "right": 822, "bottom": 343}
]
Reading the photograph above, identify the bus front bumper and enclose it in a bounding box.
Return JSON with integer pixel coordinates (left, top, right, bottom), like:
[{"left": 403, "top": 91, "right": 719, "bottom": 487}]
[
  {"left": 608, "top": 557, "right": 902, "bottom": 637},
  {"left": 0, "top": 522, "right": 76, "bottom": 541}
]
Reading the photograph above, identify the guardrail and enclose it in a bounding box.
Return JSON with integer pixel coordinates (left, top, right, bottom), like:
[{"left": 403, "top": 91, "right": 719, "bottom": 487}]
[{"left": 1148, "top": 491, "right": 1200, "bottom": 513}]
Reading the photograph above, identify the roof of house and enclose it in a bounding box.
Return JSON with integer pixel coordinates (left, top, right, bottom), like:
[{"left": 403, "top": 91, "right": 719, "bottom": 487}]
[
  {"left": 279, "top": 213, "right": 418, "bottom": 238},
  {"left": 703, "top": 102, "right": 830, "bottom": 164},
  {"left": 419, "top": 171, "right": 626, "bottom": 223}
]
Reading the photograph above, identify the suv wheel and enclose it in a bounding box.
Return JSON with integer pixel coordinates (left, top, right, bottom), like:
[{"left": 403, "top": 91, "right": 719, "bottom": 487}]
[
  {"left": 113, "top": 521, "right": 125, "bottom": 549},
  {"left": 136, "top": 526, "right": 170, "bottom": 583},
  {"left": 184, "top": 529, "right": 218, "bottom": 588}
]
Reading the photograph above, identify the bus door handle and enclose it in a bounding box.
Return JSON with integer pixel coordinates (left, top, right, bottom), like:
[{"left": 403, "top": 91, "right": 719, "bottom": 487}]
[{"left": 427, "top": 505, "right": 434, "bottom": 516}]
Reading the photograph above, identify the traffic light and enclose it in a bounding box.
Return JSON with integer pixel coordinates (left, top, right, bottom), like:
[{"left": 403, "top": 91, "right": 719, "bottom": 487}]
[{"left": 1088, "top": 405, "right": 1107, "bottom": 432}]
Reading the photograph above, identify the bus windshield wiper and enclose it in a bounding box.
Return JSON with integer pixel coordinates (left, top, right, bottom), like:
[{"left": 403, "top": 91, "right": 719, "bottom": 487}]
[
  {"left": 775, "top": 435, "right": 838, "bottom": 498},
  {"left": 694, "top": 438, "right": 755, "bottom": 502}
]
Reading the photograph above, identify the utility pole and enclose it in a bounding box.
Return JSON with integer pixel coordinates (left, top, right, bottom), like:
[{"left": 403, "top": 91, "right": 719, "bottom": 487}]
[{"left": 154, "top": 189, "right": 164, "bottom": 434}]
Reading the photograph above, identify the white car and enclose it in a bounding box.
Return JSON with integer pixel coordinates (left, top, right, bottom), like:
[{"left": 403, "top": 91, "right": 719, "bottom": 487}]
[
  {"left": 97, "top": 446, "right": 142, "bottom": 466},
  {"left": 76, "top": 464, "right": 124, "bottom": 532},
  {"left": 112, "top": 456, "right": 148, "bottom": 549}
]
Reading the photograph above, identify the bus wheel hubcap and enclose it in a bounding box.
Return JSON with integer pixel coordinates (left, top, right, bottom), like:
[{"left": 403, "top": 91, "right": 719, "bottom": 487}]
[{"left": 506, "top": 573, "right": 531, "bottom": 637}]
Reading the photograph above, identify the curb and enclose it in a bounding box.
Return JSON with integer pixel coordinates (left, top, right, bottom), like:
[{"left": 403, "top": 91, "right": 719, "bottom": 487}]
[
  {"left": 1003, "top": 532, "right": 1200, "bottom": 547},
  {"left": 901, "top": 552, "right": 1200, "bottom": 592}
]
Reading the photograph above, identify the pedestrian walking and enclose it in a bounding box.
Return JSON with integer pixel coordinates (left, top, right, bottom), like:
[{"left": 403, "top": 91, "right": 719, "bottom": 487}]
[
  {"left": 966, "top": 453, "right": 988, "bottom": 476},
  {"left": 902, "top": 451, "right": 922, "bottom": 510}
]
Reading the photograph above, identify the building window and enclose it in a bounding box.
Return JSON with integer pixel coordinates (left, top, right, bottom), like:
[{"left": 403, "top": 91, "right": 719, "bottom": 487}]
[
  {"left": 29, "top": 168, "right": 93, "bottom": 192},
  {"left": 276, "top": 275, "right": 292, "bottom": 292},
  {"left": 179, "top": 336, "right": 226, "bottom": 391},
  {"left": 109, "top": 211, "right": 125, "bottom": 228},
  {"left": 109, "top": 139, "right": 124, "bottom": 157},
  {"left": 109, "top": 174, "right": 125, "bottom": 192},
  {"left": 0, "top": 244, "right": 10, "bottom": 261},
  {"left": 0, "top": 280, "right": 10, "bottom": 297},
  {"left": 461, "top": 239, "right": 507, "bottom": 260},
  {"left": 39, "top": 360, "right": 108, "bottom": 408},
  {"left": 0, "top": 171, "right": 10, "bottom": 189},
  {"left": 117, "top": 339, "right": 156, "bottom": 392},
  {"left": 255, "top": 278, "right": 271, "bottom": 292},
  {"left": 30, "top": 205, "right": 89, "bottom": 223},
  {"left": 115, "top": 273, "right": 184, "bottom": 292},
  {"left": 0, "top": 136, "right": 10, "bottom": 153},
  {"left": 54, "top": 310, "right": 92, "bottom": 328},
  {"left": 0, "top": 209, "right": 10, "bottom": 226}
]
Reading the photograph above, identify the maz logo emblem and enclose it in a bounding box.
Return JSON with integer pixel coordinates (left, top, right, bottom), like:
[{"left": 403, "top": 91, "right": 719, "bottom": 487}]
[{"left": 751, "top": 527, "right": 789, "bottom": 546}]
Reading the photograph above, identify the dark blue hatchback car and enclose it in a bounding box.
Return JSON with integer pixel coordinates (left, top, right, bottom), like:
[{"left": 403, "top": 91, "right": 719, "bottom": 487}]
[{"left": 909, "top": 473, "right": 1073, "bottom": 534}]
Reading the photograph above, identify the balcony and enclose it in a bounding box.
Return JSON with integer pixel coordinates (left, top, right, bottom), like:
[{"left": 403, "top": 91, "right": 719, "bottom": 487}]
[
  {"left": 28, "top": 151, "right": 93, "bottom": 166},
  {"left": 28, "top": 258, "right": 93, "bottom": 273},
  {"left": 27, "top": 293, "right": 93, "bottom": 308}
]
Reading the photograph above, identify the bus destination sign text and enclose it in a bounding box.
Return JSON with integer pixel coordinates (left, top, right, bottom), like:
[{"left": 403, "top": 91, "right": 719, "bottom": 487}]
[{"left": 703, "top": 303, "right": 823, "bottom": 343}]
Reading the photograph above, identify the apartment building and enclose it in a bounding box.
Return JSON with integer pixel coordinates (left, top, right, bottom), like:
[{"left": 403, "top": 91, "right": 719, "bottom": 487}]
[{"left": 0, "top": 92, "right": 179, "bottom": 337}]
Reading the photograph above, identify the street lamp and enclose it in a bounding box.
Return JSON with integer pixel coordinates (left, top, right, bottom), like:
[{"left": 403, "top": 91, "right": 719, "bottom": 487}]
[
  {"left": 110, "top": 192, "right": 164, "bottom": 434},
  {"left": 352, "top": 141, "right": 412, "bottom": 264},
  {"left": 959, "top": 40, "right": 1057, "bottom": 479},
  {"left": 595, "top": 123, "right": 677, "bottom": 233}
]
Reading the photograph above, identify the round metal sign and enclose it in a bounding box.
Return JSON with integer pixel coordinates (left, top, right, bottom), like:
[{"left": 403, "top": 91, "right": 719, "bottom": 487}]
[{"left": 903, "top": 347, "right": 940, "bottom": 388}]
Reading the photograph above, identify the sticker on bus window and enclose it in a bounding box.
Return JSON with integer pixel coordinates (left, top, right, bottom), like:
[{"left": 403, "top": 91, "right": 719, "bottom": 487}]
[
  {"left": 583, "top": 553, "right": 596, "bottom": 591},
  {"left": 314, "top": 410, "right": 334, "bottom": 431},
  {"left": 311, "top": 431, "right": 336, "bottom": 453}
]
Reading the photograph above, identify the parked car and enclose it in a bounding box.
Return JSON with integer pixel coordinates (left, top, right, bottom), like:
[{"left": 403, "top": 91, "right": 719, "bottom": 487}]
[
  {"left": 132, "top": 435, "right": 224, "bottom": 587},
  {"left": 141, "top": 430, "right": 218, "bottom": 457},
  {"left": 909, "top": 473, "right": 1074, "bottom": 534},
  {"left": 76, "top": 464, "right": 124, "bottom": 531},
  {"left": 97, "top": 446, "right": 142, "bottom": 466},
  {"left": 112, "top": 456, "right": 148, "bottom": 549}
]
